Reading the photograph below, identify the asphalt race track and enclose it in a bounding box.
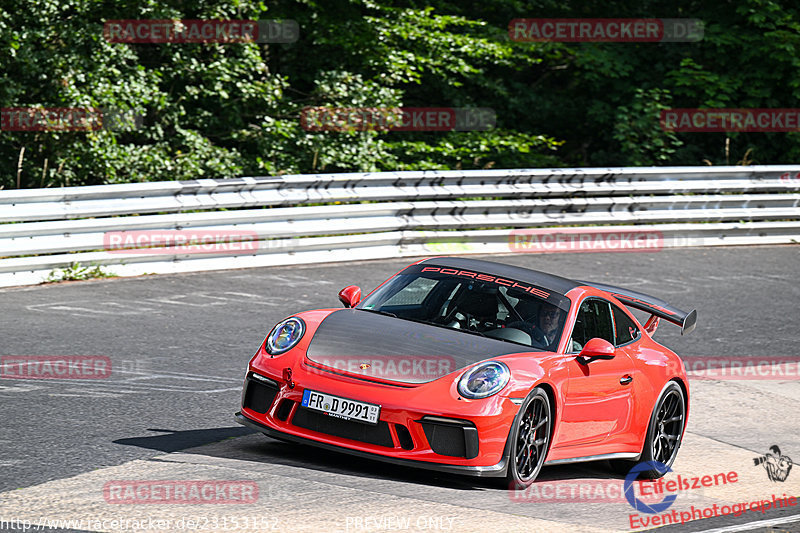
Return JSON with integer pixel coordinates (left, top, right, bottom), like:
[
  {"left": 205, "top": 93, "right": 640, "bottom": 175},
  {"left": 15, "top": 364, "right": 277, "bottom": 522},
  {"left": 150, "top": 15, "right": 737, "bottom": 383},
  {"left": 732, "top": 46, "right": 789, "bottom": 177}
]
[{"left": 1, "top": 246, "right": 798, "bottom": 533}]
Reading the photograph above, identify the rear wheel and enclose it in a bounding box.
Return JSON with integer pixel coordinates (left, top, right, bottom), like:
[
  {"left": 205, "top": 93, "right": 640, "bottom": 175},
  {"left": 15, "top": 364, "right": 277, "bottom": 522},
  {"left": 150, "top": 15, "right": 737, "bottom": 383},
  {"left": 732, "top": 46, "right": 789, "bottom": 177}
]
[
  {"left": 610, "top": 381, "right": 686, "bottom": 479},
  {"left": 506, "top": 388, "right": 552, "bottom": 489}
]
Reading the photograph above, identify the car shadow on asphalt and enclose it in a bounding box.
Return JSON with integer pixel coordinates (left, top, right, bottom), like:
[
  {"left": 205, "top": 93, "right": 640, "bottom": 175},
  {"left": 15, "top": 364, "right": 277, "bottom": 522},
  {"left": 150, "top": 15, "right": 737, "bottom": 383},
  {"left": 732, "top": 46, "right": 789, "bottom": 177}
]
[
  {"left": 114, "top": 427, "right": 625, "bottom": 492},
  {"left": 112, "top": 426, "right": 256, "bottom": 453}
]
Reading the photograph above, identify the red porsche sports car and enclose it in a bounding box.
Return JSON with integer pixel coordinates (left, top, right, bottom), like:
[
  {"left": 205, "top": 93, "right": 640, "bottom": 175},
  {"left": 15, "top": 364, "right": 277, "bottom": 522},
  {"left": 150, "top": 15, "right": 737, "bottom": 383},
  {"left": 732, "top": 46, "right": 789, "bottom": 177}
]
[{"left": 236, "top": 257, "right": 695, "bottom": 488}]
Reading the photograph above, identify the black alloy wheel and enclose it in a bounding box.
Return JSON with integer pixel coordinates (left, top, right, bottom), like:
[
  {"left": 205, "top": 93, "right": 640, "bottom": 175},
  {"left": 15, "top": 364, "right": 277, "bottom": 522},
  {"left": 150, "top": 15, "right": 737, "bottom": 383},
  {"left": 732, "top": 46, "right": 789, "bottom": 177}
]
[{"left": 506, "top": 387, "right": 552, "bottom": 489}]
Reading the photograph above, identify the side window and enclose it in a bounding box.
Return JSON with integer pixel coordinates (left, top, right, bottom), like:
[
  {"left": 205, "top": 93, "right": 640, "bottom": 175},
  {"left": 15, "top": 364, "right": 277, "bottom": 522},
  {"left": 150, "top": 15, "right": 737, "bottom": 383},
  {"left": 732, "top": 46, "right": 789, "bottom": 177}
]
[
  {"left": 612, "top": 305, "right": 640, "bottom": 346},
  {"left": 570, "top": 299, "right": 614, "bottom": 352}
]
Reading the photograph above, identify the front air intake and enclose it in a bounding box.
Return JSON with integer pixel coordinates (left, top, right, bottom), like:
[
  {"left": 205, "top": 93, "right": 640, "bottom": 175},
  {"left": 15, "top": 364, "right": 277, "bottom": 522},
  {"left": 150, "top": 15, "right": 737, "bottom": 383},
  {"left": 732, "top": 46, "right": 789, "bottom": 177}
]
[
  {"left": 275, "top": 399, "right": 295, "bottom": 421},
  {"left": 418, "top": 416, "right": 479, "bottom": 459},
  {"left": 394, "top": 424, "right": 414, "bottom": 450},
  {"left": 242, "top": 374, "right": 280, "bottom": 414}
]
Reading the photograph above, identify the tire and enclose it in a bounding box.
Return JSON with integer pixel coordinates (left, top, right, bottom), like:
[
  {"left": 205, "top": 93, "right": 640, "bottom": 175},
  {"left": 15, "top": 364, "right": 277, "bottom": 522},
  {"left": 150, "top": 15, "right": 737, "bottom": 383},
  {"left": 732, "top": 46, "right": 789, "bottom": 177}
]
[
  {"left": 610, "top": 381, "right": 686, "bottom": 479},
  {"left": 505, "top": 387, "right": 552, "bottom": 489}
]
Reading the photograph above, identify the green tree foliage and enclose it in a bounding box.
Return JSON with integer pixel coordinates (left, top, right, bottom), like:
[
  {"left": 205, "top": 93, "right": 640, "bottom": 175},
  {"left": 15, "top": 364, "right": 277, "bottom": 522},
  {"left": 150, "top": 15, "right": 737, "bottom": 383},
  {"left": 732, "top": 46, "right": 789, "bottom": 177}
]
[
  {"left": 613, "top": 88, "right": 682, "bottom": 166},
  {"left": 1, "top": 0, "right": 798, "bottom": 189},
  {"left": 505, "top": 0, "right": 800, "bottom": 166}
]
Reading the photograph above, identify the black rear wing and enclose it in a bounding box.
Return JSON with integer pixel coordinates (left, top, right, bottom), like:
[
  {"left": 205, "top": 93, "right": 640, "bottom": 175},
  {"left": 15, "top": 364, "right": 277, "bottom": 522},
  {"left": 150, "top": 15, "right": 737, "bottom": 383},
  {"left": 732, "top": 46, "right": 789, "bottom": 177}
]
[{"left": 581, "top": 281, "right": 697, "bottom": 335}]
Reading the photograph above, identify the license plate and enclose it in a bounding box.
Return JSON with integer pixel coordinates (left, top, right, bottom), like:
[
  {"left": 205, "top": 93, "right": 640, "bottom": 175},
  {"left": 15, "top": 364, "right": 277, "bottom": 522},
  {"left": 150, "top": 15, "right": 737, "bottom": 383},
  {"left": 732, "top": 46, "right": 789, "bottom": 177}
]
[{"left": 301, "top": 389, "right": 380, "bottom": 425}]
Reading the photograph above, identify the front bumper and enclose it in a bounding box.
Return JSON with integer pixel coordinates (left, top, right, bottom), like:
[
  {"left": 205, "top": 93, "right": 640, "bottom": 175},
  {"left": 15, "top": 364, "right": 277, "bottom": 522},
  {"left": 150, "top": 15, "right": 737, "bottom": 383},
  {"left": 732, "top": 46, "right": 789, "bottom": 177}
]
[
  {"left": 235, "top": 410, "right": 509, "bottom": 478},
  {"left": 236, "top": 360, "right": 520, "bottom": 478}
]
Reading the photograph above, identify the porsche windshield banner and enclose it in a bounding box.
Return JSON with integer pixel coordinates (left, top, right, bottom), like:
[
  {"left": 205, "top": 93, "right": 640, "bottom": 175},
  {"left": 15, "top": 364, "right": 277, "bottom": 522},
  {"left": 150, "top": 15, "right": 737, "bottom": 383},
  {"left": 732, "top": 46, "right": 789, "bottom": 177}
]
[{"left": 403, "top": 264, "right": 571, "bottom": 310}]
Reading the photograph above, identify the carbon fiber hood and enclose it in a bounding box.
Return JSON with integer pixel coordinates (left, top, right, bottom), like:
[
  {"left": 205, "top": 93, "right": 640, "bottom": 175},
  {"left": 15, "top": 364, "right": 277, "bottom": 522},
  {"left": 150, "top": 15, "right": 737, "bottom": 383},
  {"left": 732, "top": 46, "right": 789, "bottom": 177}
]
[{"left": 305, "top": 309, "right": 524, "bottom": 384}]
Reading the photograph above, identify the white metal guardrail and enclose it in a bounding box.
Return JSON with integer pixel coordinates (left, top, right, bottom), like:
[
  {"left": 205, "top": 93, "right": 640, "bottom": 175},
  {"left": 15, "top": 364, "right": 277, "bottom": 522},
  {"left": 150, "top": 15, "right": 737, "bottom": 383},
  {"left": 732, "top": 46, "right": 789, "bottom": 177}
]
[{"left": 0, "top": 166, "right": 798, "bottom": 287}]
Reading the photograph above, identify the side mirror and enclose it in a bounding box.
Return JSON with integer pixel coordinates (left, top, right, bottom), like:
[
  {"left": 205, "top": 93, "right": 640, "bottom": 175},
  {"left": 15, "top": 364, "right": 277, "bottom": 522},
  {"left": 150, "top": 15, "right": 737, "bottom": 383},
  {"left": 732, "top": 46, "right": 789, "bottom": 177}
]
[
  {"left": 338, "top": 285, "right": 361, "bottom": 308},
  {"left": 577, "top": 338, "right": 616, "bottom": 365}
]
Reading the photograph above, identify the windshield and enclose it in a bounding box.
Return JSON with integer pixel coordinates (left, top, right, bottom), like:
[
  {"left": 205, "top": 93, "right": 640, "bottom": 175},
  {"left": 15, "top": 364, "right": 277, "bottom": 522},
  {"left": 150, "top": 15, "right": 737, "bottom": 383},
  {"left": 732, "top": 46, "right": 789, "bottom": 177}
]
[{"left": 358, "top": 267, "right": 569, "bottom": 351}]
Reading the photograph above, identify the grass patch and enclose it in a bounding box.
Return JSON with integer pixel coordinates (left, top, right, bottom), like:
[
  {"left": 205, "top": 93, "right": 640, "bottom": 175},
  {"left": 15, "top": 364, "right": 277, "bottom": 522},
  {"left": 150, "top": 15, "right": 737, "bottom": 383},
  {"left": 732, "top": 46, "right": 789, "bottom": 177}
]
[{"left": 45, "top": 262, "right": 116, "bottom": 283}]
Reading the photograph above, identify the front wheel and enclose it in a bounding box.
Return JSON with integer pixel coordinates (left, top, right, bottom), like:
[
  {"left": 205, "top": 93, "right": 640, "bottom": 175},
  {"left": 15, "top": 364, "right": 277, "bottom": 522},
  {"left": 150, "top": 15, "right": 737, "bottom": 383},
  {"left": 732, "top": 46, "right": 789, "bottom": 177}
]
[
  {"left": 506, "top": 387, "right": 552, "bottom": 489},
  {"left": 611, "top": 381, "right": 686, "bottom": 479}
]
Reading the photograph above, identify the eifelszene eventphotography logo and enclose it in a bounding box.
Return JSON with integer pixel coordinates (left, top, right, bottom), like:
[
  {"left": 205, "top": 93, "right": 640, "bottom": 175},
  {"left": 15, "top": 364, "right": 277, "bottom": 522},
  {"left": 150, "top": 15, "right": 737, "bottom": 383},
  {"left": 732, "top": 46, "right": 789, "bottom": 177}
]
[{"left": 625, "top": 455, "right": 798, "bottom": 529}]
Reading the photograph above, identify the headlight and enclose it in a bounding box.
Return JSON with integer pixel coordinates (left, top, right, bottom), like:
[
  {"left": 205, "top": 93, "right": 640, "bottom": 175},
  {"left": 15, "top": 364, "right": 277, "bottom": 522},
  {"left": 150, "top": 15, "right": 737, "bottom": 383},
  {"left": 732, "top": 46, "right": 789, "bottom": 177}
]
[
  {"left": 265, "top": 317, "right": 305, "bottom": 355},
  {"left": 457, "top": 361, "right": 510, "bottom": 399}
]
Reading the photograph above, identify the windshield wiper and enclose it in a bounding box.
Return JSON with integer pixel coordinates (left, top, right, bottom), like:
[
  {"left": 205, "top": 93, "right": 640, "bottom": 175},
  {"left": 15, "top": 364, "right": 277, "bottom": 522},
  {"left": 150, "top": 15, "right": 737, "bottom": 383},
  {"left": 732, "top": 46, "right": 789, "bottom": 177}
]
[{"left": 457, "top": 328, "right": 488, "bottom": 339}]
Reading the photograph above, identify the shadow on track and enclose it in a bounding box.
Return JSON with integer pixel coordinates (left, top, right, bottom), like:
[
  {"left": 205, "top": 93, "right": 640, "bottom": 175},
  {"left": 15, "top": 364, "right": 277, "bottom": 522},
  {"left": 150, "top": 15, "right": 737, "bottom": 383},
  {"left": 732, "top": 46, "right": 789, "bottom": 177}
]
[
  {"left": 113, "top": 427, "right": 255, "bottom": 453},
  {"left": 141, "top": 429, "right": 623, "bottom": 492}
]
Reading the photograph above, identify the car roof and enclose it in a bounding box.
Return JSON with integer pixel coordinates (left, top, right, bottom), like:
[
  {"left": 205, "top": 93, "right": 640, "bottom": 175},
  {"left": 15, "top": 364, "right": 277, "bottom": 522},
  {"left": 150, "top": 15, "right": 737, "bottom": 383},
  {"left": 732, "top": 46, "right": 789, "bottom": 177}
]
[{"left": 419, "top": 257, "right": 580, "bottom": 295}]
